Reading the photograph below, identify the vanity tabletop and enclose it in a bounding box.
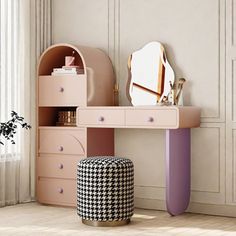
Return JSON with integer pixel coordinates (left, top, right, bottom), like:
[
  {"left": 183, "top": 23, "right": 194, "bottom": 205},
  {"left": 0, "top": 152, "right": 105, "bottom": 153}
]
[{"left": 76, "top": 106, "right": 200, "bottom": 129}]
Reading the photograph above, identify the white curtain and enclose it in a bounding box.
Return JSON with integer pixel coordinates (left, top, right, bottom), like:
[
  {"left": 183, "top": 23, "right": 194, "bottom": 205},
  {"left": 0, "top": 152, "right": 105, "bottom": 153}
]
[
  {"left": 30, "top": 0, "right": 52, "bottom": 201},
  {"left": 0, "top": 0, "right": 52, "bottom": 207}
]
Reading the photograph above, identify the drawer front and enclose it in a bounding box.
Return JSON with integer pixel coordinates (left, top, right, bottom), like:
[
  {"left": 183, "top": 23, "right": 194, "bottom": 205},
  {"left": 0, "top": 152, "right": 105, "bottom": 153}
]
[
  {"left": 39, "top": 129, "right": 85, "bottom": 155},
  {"left": 78, "top": 109, "right": 125, "bottom": 126},
  {"left": 38, "top": 75, "right": 86, "bottom": 106},
  {"left": 37, "top": 155, "right": 83, "bottom": 179},
  {"left": 37, "top": 178, "right": 76, "bottom": 206},
  {"left": 125, "top": 109, "right": 178, "bottom": 128}
]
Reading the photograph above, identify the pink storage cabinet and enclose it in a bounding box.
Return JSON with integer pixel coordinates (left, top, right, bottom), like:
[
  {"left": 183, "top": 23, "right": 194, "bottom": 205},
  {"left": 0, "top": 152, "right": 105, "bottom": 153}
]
[{"left": 36, "top": 44, "right": 115, "bottom": 207}]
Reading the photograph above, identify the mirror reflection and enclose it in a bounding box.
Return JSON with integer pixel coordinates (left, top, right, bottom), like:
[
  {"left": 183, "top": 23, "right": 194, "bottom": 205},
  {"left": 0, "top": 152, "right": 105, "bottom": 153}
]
[{"left": 127, "top": 41, "right": 175, "bottom": 106}]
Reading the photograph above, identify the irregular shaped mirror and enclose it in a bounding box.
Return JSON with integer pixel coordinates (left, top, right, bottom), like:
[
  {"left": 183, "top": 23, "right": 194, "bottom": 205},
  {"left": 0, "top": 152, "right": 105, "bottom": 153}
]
[{"left": 127, "top": 42, "right": 175, "bottom": 106}]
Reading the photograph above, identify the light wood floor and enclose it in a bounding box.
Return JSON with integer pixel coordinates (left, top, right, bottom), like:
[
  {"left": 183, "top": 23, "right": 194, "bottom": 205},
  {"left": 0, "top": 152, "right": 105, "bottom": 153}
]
[{"left": 0, "top": 203, "right": 236, "bottom": 236}]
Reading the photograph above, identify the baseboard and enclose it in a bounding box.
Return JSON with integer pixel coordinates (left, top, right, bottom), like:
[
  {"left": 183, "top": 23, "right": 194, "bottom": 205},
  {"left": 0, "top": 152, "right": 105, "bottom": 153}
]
[
  {"left": 134, "top": 198, "right": 166, "bottom": 211},
  {"left": 134, "top": 198, "right": 236, "bottom": 217},
  {"left": 187, "top": 202, "right": 236, "bottom": 218}
]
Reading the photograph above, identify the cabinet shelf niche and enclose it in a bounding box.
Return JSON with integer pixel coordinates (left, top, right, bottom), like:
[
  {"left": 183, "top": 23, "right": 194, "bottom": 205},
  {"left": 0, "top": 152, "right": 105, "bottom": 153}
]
[{"left": 38, "top": 44, "right": 85, "bottom": 76}]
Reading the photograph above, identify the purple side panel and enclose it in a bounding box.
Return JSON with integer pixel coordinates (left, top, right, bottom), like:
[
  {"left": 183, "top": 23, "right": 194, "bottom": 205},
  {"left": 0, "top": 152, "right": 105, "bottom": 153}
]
[{"left": 166, "top": 128, "right": 191, "bottom": 216}]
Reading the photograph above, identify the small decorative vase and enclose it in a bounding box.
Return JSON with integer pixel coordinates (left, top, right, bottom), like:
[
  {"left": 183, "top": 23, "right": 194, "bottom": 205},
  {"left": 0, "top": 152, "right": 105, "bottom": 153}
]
[{"left": 65, "top": 56, "right": 75, "bottom": 66}]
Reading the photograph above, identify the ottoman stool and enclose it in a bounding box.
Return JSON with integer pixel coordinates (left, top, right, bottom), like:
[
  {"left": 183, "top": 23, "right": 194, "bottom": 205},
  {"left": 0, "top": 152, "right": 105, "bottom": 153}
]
[{"left": 77, "top": 156, "right": 134, "bottom": 226}]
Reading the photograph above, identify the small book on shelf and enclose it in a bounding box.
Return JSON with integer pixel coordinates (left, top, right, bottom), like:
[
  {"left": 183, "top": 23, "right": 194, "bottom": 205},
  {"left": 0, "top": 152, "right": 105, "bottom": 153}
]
[
  {"left": 62, "top": 65, "right": 81, "bottom": 69},
  {"left": 51, "top": 67, "right": 84, "bottom": 75}
]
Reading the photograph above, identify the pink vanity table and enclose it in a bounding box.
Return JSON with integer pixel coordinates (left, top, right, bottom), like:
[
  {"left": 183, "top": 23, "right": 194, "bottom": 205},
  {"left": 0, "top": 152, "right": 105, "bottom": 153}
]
[
  {"left": 76, "top": 106, "right": 200, "bottom": 216},
  {"left": 36, "top": 43, "right": 200, "bottom": 216}
]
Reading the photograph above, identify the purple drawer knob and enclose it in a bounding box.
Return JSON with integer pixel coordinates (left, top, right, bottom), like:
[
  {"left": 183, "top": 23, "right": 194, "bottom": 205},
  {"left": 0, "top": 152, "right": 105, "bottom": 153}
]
[
  {"left": 59, "top": 146, "right": 63, "bottom": 152},
  {"left": 58, "top": 188, "right": 63, "bottom": 194},
  {"left": 58, "top": 163, "right": 63, "bottom": 169},
  {"left": 59, "top": 87, "right": 64, "bottom": 92},
  {"left": 98, "top": 116, "right": 105, "bottom": 122},
  {"left": 148, "top": 117, "right": 154, "bottom": 122}
]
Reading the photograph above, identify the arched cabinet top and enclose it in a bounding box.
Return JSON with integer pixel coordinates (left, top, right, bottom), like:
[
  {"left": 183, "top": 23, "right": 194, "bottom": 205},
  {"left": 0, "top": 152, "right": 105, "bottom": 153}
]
[
  {"left": 37, "top": 43, "right": 113, "bottom": 77},
  {"left": 38, "top": 44, "right": 85, "bottom": 76}
]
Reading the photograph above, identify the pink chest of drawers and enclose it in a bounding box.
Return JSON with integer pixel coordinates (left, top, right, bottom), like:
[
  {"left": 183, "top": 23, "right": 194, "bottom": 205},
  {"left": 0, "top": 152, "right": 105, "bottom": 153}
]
[{"left": 36, "top": 44, "right": 115, "bottom": 207}]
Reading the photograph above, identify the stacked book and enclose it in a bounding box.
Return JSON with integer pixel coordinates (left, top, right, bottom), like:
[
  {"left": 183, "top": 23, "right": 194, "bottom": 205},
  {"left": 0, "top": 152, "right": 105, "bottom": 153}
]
[{"left": 51, "top": 66, "right": 84, "bottom": 75}]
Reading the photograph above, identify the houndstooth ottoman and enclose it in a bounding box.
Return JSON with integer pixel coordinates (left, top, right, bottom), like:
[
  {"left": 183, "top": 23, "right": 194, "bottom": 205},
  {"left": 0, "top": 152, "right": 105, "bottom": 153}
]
[{"left": 77, "top": 156, "right": 134, "bottom": 226}]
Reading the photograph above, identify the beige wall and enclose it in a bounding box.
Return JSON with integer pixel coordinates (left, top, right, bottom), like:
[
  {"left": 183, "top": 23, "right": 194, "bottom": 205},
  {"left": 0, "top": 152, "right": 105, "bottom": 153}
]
[{"left": 52, "top": 0, "right": 236, "bottom": 216}]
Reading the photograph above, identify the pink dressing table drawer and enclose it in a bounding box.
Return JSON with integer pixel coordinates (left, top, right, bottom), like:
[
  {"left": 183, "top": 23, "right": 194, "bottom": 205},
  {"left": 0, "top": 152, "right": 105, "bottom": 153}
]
[
  {"left": 37, "top": 178, "right": 76, "bottom": 206},
  {"left": 39, "top": 128, "right": 85, "bottom": 155},
  {"left": 78, "top": 109, "right": 125, "bottom": 127},
  {"left": 37, "top": 155, "right": 82, "bottom": 179},
  {"left": 125, "top": 109, "right": 178, "bottom": 128},
  {"left": 38, "top": 75, "right": 86, "bottom": 106}
]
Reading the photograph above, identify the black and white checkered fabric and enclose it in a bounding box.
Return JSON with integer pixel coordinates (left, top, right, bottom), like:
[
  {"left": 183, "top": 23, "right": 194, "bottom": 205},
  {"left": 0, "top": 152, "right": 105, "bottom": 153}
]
[{"left": 77, "top": 156, "right": 134, "bottom": 222}]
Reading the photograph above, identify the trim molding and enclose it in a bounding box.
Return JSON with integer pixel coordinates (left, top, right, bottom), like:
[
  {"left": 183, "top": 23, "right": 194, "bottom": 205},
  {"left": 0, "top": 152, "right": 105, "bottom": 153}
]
[{"left": 135, "top": 198, "right": 236, "bottom": 217}]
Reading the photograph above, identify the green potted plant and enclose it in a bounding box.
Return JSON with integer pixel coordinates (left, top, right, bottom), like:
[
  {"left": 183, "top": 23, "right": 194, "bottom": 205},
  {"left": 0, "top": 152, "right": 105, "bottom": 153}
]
[{"left": 0, "top": 111, "right": 31, "bottom": 145}]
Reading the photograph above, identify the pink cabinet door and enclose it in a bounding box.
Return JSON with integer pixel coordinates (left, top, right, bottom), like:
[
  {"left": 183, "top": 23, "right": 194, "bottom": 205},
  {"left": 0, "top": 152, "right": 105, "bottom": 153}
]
[
  {"left": 39, "top": 128, "right": 86, "bottom": 155},
  {"left": 37, "top": 155, "right": 83, "bottom": 179},
  {"left": 37, "top": 178, "right": 77, "bottom": 206},
  {"left": 38, "top": 75, "right": 86, "bottom": 106}
]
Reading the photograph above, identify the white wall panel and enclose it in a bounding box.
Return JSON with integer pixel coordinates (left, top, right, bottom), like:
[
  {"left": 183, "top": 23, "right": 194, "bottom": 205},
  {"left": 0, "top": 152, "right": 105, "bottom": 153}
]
[
  {"left": 232, "top": 0, "right": 236, "bottom": 203},
  {"left": 191, "top": 124, "right": 225, "bottom": 204},
  {"left": 226, "top": 0, "right": 236, "bottom": 205},
  {"left": 191, "top": 127, "right": 220, "bottom": 193},
  {"left": 233, "top": 0, "right": 236, "bottom": 46},
  {"left": 52, "top": 0, "right": 109, "bottom": 52},
  {"left": 115, "top": 129, "right": 165, "bottom": 201},
  {"left": 233, "top": 60, "right": 236, "bottom": 121},
  {"left": 233, "top": 129, "right": 236, "bottom": 202}
]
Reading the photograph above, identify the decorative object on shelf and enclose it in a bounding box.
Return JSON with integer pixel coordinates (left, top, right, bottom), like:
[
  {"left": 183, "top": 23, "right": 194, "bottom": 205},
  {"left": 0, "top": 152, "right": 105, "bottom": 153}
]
[
  {"left": 51, "top": 50, "right": 84, "bottom": 76},
  {"left": 65, "top": 51, "right": 75, "bottom": 66},
  {"left": 159, "top": 78, "right": 186, "bottom": 106},
  {"left": 0, "top": 111, "right": 31, "bottom": 145},
  {"left": 127, "top": 41, "right": 175, "bottom": 106},
  {"left": 168, "top": 81, "right": 176, "bottom": 105},
  {"left": 175, "top": 78, "right": 186, "bottom": 106},
  {"left": 56, "top": 110, "right": 76, "bottom": 126},
  {"left": 51, "top": 67, "right": 84, "bottom": 76}
]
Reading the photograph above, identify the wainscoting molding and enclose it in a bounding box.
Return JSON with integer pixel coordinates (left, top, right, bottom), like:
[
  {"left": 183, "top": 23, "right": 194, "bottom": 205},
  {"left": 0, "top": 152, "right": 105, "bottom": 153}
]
[
  {"left": 232, "top": 0, "right": 236, "bottom": 46},
  {"left": 226, "top": 0, "right": 236, "bottom": 206}
]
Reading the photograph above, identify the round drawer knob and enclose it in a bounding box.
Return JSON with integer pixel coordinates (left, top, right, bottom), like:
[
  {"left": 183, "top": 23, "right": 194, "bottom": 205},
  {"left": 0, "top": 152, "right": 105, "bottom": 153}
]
[
  {"left": 58, "top": 188, "right": 63, "bottom": 194},
  {"left": 59, "top": 146, "right": 64, "bottom": 152},
  {"left": 98, "top": 116, "right": 105, "bottom": 122},
  {"left": 58, "top": 163, "right": 63, "bottom": 169},
  {"left": 148, "top": 117, "right": 154, "bottom": 122},
  {"left": 59, "top": 87, "right": 64, "bottom": 92}
]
